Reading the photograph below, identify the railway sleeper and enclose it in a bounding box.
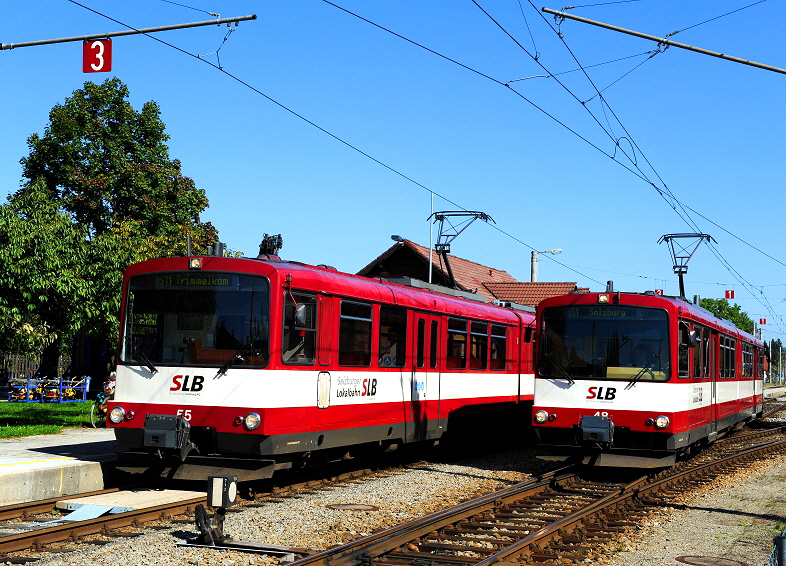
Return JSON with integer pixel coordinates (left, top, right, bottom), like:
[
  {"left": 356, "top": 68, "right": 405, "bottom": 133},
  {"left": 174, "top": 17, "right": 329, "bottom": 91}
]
[
  {"left": 428, "top": 534, "right": 513, "bottom": 545},
  {"left": 442, "top": 527, "right": 526, "bottom": 539},
  {"left": 417, "top": 542, "right": 499, "bottom": 554},
  {"left": 386, "top": 550, "right": 479, "bottom": 564}
]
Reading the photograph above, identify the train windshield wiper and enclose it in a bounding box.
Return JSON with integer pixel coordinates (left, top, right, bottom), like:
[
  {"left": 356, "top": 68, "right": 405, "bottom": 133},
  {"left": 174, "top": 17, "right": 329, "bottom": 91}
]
[
  {"left": 215, "top": 341, "right": 255, "bottom": 379},
  {"left": 628, "top": 354, "right": 659, "bottom": 386},
  {"left": 135, "top": 344, "right": 158, "bottom": 374},
  {"left": 545, "top": 353, "right": 575, "bottom": 385}
]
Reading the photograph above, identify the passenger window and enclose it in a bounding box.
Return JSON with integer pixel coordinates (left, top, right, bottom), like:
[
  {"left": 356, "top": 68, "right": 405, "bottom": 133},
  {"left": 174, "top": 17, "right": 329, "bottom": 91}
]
[
  {"left": 282, "top": 292, "right": 317, "bottom": 365},
  {"left": 339, "top": 301, "right": 372, "bottom": 366},
  {"left": 470, "top": 321, "right": 488, "bottom": 370},
  {"left": 679, "top": 324, "right": 690, "bottom": 378},
  {"left": 416, "top": 318, "right": 425, "bottom": 368},
  {"left": 430, "top": 320, "right": 439, "bottom": 369},
  {"left": 379, "top": 306, "right": 407, "bottom": 367},
  {"left": 490, "top": 325, "right": 507, "bottom": 370},
  {"left": 692, "top": 325, "right": 702, "bottom": 378},
  {"left": 446, "top": 318, "right": 467, "bottom": 369}
]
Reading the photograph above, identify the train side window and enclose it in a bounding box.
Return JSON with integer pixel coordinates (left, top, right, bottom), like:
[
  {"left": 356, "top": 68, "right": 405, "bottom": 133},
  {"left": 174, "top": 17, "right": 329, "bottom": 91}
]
[
  {"left": 469, "top": 321, "right": 488, "bottom": 370},
  {"left": 757, "top": 347, "right": 764, "bottom": 378},
  {"left": 692, "top": 325, "right": 703, "bottom": 378},
  {"left": 416, "top": 318, "right": 426, "bottom": 368},
  {"left": 447, "top": 318, "right": 467, "bottom": 369},
  {"left": 282, "top": 292, "right": 317, "bottom": 365},
  {"left": 741, "top": 343, "right": 753, "bottom": 378},
  {"left": 679, "top": 324, "right": 690, "bottom": 378},
  {"left": 490, "top": 325, "right": 507, "bottom": 370},
  {"left": 720, "top": 335, "right": 736, "bottom": 378},
  {"left": 728, "top": 338, "right": 737, "bottom": 379},
  {"left": 339, "top": 301, "right": 372, "bottom": 366},
  {"left": 703, "top": 330, "right": 710, "bottom": 377},
  {"left": 430, "top": 320, "right": 439, "bottom": 369},
  {"left": 378, "top": 306, "right": 407, "bottom": 368}
]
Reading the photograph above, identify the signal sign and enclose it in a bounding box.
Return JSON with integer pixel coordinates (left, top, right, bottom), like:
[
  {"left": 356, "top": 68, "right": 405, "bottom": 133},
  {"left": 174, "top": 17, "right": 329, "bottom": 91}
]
[
  {"left": 725, "top": 290, "right": 735, "bottom": 299},
  {"left": 83, "top": 39, "right": 112, "bottom": 73},
  {"left": 760, "top": 318, "right": 767, "bottom": 325}
]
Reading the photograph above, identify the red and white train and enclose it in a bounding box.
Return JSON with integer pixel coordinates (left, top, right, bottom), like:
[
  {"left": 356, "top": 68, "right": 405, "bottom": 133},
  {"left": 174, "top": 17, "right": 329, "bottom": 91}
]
[
  {"left": 108, "top": 253, "right": 536, "bottom": 480},
  {"left": 532, "top": 290, "right": 765, "bottom": 468}
]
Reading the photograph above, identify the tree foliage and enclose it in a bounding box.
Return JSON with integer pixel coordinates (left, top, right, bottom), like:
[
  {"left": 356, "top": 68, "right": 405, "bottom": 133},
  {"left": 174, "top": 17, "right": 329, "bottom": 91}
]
[
  {"left": 699, "top": 298, "right": 754, "bottom": 334},
  {"left": 0, "top": 78, "right": 217, "bottom": 358}
]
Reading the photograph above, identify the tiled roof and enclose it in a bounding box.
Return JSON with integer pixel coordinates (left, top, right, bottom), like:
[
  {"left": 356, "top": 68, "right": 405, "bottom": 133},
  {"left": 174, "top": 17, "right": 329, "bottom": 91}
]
[
  {"left": 402, "top": 240, "right": 517, "bottom": 302},
  {"left": 484, "top": 282, "right": 590, "bottom": 307},
  {"left": 356, "top": 239, "right": 517, "bottom": 302}
]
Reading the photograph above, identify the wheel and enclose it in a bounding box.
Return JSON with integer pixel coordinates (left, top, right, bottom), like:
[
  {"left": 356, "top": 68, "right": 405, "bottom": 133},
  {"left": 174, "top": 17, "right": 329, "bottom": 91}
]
[{"left": 90, "top": 401, "right": 106, "bottom": 428}]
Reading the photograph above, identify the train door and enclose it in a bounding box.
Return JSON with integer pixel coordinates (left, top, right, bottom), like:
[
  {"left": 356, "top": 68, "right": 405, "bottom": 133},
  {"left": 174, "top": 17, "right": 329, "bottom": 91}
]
[
  {"left": 709, "top": 330, "right": 719, "bottom": 440},
  {"left": 410, "top": 313, "right": 441, "bottom": 441}
]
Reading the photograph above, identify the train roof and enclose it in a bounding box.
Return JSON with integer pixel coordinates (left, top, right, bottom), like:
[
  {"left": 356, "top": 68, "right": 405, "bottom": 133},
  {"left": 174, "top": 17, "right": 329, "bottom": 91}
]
[
  {"left": 537, "top": 290, "right": 763, "bottom": 346},
  {"left": 124, "top": 255, "right": 535, "bottom": 325}
]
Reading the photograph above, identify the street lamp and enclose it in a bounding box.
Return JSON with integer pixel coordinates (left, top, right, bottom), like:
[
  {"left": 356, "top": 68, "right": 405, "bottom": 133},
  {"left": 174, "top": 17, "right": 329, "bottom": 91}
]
[{"left": 531, "top": 249, "right": 562, "bottom": 282}]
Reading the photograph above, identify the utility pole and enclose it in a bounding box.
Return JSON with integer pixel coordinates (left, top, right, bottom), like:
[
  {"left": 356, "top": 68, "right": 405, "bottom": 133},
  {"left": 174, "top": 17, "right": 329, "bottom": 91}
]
[
  {"left": 531, "top": 249, "right": 562, "bottom": 282},
  {"left": 542, "top": 8, "right": 786, "bottom": 75}
]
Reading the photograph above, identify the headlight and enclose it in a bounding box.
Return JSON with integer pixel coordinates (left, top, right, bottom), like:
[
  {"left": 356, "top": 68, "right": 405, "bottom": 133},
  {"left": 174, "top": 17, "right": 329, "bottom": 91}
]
[
  {"left": 244, "top": 412, "right": 261, "bottom": 430},
  {"left": 534, "top": 410, "right": 549, "bottom": 424},
  {"left": 654, "top": 415, "right": 670, "bottom": 429},
  {"left": 109, "top": 406, "right": 126, "bottom": 424}
]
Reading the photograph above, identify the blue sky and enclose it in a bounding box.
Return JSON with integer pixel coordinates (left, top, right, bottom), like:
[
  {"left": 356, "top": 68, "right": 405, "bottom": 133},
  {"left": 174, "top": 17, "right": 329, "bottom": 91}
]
[{"left": 1, "top": 1, "right": 784, "bottom": 338}]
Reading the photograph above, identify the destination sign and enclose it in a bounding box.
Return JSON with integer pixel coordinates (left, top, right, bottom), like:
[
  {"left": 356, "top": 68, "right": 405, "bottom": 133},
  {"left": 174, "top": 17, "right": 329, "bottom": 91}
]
[{"left": 158, "top": 274, "right": 231, "bottom": 288}]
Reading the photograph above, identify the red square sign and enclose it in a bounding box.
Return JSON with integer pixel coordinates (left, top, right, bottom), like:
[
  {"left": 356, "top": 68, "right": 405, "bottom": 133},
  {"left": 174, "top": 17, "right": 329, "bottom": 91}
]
[
  {"left": 725, "top": 290, "right": 734, "bottom": 299},
  {"left": 83, "top": 39, "right": 112, "bottom": 73}
]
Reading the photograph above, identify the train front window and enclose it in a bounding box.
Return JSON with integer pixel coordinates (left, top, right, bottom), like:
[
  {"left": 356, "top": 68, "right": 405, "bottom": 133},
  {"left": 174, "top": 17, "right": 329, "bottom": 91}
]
[
  {"left": 121, "top": 273, "right": 269, "bottom": 367},
  {"left": 540, "top": 305, "right": 670, "bottom": 381}
]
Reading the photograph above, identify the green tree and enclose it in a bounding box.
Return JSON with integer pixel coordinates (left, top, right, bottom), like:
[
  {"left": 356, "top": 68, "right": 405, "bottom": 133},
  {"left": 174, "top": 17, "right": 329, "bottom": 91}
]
[
  {"left": 699, "top": 298, "right": 754, "bottom": 334},
  {"left": 1, "top": 78, "right": 217, "bottom": 360}
]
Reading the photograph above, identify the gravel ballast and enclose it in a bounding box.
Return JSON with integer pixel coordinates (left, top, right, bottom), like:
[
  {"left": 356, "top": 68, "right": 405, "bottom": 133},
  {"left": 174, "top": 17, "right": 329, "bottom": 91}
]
[{"left": 24, "top": 431, "right": 786, "bottom": 565}]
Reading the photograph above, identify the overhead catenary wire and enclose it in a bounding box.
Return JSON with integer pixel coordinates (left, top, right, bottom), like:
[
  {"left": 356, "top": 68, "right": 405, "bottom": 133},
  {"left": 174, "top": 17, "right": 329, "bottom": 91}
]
[
  {"left": 475, "top": 1, "right": 786, "bottom": 333},
  {"left": 64, "top": 0, "right": 603, "bottom": 286},
  {"left": 64, "top": 2, "right": 786, "bottom": 326}
]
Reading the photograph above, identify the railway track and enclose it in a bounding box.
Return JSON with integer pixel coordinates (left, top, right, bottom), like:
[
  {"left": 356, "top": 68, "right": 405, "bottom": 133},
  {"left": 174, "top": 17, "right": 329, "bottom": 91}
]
[
  {"left": 279, "top": 428, "right": 786, "bottom": 566},
  {"left": 3, "top": 425, "right": 785, "bottom": 563},
  {"left": 0, "top": 455, "right": 445, "bottom": 562}
]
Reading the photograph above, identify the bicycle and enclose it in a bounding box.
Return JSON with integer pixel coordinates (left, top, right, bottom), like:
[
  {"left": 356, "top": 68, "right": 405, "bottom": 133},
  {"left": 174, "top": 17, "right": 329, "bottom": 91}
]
[{"left": 90, "top": 377, "right": 115, "bottom": 428}]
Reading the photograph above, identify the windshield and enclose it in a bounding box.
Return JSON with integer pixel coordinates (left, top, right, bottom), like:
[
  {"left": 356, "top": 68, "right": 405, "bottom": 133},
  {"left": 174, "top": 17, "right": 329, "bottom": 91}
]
[
  {"left": 121, "top": 272, "right": 269, "bottom": 367},
  {"left": 539, "top": 305, "right": 670, "bottom": 381}
]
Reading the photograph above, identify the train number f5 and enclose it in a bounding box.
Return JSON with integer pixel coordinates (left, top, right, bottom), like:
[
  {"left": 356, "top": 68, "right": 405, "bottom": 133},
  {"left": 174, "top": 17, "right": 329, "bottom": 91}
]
[{"left": 587, "top": 386, "right": 616, "bottom": 400}]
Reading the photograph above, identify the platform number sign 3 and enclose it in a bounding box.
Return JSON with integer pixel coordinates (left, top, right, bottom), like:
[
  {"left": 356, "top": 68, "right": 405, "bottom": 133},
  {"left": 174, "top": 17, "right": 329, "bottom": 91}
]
[{"left": 83, "top": 39, "right": 112, "bottom": 73}]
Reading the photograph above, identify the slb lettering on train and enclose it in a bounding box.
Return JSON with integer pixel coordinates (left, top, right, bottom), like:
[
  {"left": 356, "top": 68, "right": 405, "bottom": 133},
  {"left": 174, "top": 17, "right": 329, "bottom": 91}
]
[
  {"left": 362, "top": 378, "right": 377, "bottom": 396},
  {"left": 171, "top": 375, "right": 205, "bottom": 392},
  {"left": 586, "top": 386, "right": 616, "bottom": 400}
]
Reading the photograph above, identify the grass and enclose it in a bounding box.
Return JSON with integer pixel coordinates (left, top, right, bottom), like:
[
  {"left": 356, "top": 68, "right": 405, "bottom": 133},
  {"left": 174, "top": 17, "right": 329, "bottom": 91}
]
[{"left": 0, "top": 401, "right": 93, "bottom": 438}]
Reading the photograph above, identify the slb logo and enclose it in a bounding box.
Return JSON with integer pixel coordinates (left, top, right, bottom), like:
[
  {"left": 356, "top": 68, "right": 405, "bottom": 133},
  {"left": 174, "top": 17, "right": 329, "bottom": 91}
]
[
  {"left": 171, "top": 375, "right": 205, "bottom": 392},
  {"left": 587, "top": 386, "right": 616, "bottom": 400},
  {"left": 362, "top": 378, "right": 377, "bottom": 396}
]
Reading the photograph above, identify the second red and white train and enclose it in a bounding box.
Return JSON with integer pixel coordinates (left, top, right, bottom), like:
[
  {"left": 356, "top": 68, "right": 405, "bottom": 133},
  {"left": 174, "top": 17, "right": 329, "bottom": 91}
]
[{"left": 532, "top": 290, "right": 765, "bottom": 468}]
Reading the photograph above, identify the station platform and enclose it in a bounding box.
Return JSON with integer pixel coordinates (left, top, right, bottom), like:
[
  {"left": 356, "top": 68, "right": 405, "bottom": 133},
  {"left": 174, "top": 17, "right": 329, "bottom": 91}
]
[{"left": 0, "top": 427, "right": 116, "bottom": 506}]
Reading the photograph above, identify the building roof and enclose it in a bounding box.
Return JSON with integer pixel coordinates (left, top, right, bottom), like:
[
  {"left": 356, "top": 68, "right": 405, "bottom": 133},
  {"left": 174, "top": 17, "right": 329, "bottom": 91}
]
[
  {"left": 484, "top": 282, "right": 590, "bottom": 307},
  {"left": 358, "top": 239, "right": 589, "bottom": 305},
  {"left": 357, "top": 239, "right": 516, "bottom": 302}
]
